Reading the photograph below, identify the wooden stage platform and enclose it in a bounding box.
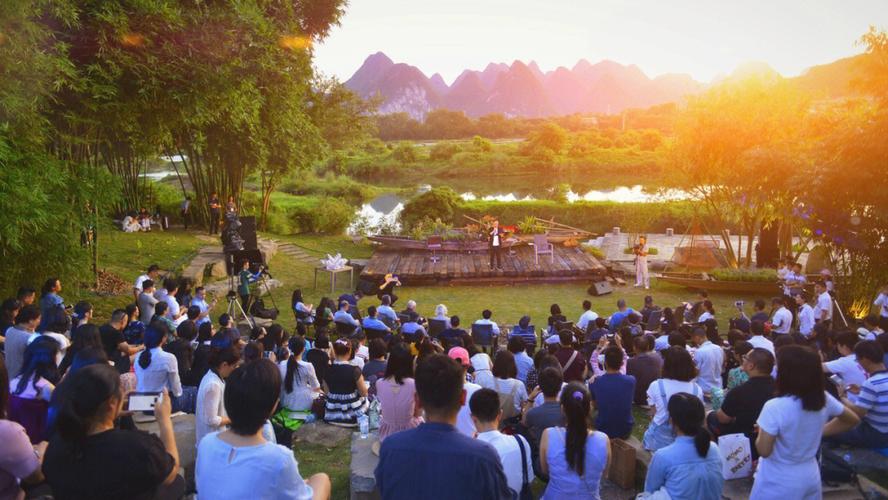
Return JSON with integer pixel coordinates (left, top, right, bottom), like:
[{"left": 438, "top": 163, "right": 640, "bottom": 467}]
[{"left": 360, "top": 245, "right": 608, "bottom": 285}]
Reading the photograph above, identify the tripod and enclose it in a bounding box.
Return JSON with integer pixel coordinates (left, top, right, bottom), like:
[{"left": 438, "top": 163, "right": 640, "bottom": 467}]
[{"left": 225, "top": 276, "right": 254, "bottom": 329}]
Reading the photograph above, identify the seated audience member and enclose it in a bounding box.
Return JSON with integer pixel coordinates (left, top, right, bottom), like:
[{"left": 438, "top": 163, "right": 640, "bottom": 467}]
[
  {"left": 546, "top": 304, "right": 567, "bottom": 337},
  {"left": 59, "top": 324, "right": 103, "bottom": 376},
  {"left": 338, "top": 290, "right": 362, "bottom": 311},
  {"left": 643, "top": 347, "right": 704, "bottom": 451},
  {"left": 9, "top": 338, "right": 59, "bottom": 443},
  {"left": 640, "top": 295, "right": 660, "bottom": 325},
  {"left": 400, "top": 300, "right": 422, "bottom": 323},
  {"left": 101, "top": 309, "right": 142, "bottom": 375},
  {"left": 858, "top": 314, "right": 885, "bottom": 341},
  {"left": 585, "top": 317, "right": 609, "bottom": 346},
  {"left": 697, "top": 300, "right": 716, "bottom": 324},
  {"left": 748, "top": 320, "right": 774, "bottom": 354},
  {"left": 524, "top": 367, "right": 566, "bottom": 447},
  {"left": 438, "top": 315, "right": 467, "bottom": 348},
  {"left": 625, "top": 313, "right": 644, "bottom": 337},
  {"left": 823, "top": 331, "right": 867, "bottom": 398},
  {"left": 333, "top": 301, "right": 359, "bottom": 328},
  {"left": 323, "top": 339, "right": 369, "bottom": 426},
  {"left": 643, "top": 393, "right": 724, "bottom": 499},
  {"left": 691, "top": 327, "right": 724, "bottom": 397},
  {"left": 576, "top": 300, "right": 598, "bottom": 332},
  {"left": 399, "top": 315, "right": 426, "bottom": 340},
  {"left": 432, "top": 304, "right": 451, "bottom": 328},
  {"left": 195, "top": 345, "right": 241, "bottom": 446},
  {"left": 44, "top": 365, "right": 184, "bottom": 499},
  {"left": 707, "top": 348, "right": 775, "bottom": 438},
  {"left": 280, "top": 336, "right": 322, "bottom": 414},
  {"left": 470, "top": 389, "right": 534, "bottom": 498},
  {"left": 589, "top": 346, "right": 636, "bottom": 439},
  {"left": 0, "top": 355, "right": 46, "bottom": 499},
  {"left": 291, "top": 288, "right": 314, "bottom": 325},
  {"left": 377, "top": 345, "right": 423, "bottom": 441},
  {"left": 448, "top": 347, "right": 483, "bottom": 437},
  {"left": 375, "top": 354, "right": 511, "bottom": 499},
  {"left": 190, "top": 287, "right": 215, "bottom": 328},
  {"left": 0, "top": 298, "right": 21, "bottom": 337},
  {"left": 262, "top": 324, "right": 289, "bottom": 360},
  {"left": 750, "top": 299, "right": 770, "bottom": 324},
  {"left": 524, "top": 349, "right": 548, "bottom": 392},
  {"left": 539, "top": 382, "right": 610, "bottom": 499},
  {"left": 726, "top": 341, "right": 754, "bottom": 391},
  {"left": 362, "top": 339, "right": 388, "bottom": 389},
  {"left": 751, "top": 345, "right": 859, "bottom": 499},
  {"left": 827, "top": 340, "right": 888, "bottom": 448},
  {"left": 660, "top": 307, "right": 678, "bottom": 335},
  {"left": 531, "top": 356, "right": 568, "bottom": 407},
  {"left": 474, "top": 309, "right": 501, "bottom": 336},
  {"left": 470, "top": 350, "right": 495, "bottom": 389},
  {"left": 306, "top": 334, "right": 332, "bottom": 387},
  {"left": 361, "top": 306, "right": 391, "bottom": 333},
  {"left": 185, "top": 322, "right": 214, "bottom": 387},
  {"left": 491, "top": 351, "right": 529, "bottom": 417},
  {"left": 554, "top": 331, "right": 586, "bottom": 382},
  {"left": 508, "top": 336, "right": 534, "bottom": 385},
  {"left": 37, "top": 278, "right": 67, "bottom": 333},
  {"left": 510, "top": 316, "right": 537, "bottom": 353},
  {"left": 608, "top": 299, "right": 636, "bottom": 332},
  {"left": 167, "top": 314, "right": 198, "bottom": 379},
  {"left": 376, "top": 295, "right": 398, "bottom": 325},
  {"left": 135, "top": 327, "right": 192, "bottom": 413},
  {"left": 196, "top": 360, "right": 330, "bottom": 500},
  {"left": 627, "top": 335, "right": 662, "bottom": 405},
  {"left": 123, "top": 303, "right": 146, "bottom": 345}
]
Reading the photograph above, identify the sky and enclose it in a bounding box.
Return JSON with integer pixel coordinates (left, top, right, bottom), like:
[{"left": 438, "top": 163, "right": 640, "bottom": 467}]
[{"left": 313, "top": 0, "right": 888, "bottom": 84}]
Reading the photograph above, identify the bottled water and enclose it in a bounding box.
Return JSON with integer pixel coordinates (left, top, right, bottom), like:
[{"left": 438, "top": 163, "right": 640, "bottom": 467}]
[{"left": 358, "top": 413, "right": 369, "bottom": 439}]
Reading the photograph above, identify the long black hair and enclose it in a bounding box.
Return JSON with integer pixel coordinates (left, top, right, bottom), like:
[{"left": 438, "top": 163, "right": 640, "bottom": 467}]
[
  {"left": 291, "top": 289, "right": 305, "bottom": 309},
  {"left": 776, "top": 345, "right": 826, "bottom": 411},
  {"left": 284, "top": 336, "right": 308, "bottom": 393},
  {"left": 52, "top": 363, "right": 121, "bottom": 443},
  {"left": 41, "top": 278, "right": 59, "bottom": 297},
  {"left": 667, "top": 392, "right": 711, "bottom": 457},
  {"left": 138, "top": 326, "right": 165, "bottom": 369},
  {"left": 384, "top": 344, "right": 414, "bottom": 385},
  {"left": 560, "top": 381, "right": 592, "bottom": 476},
  {"left": 14, "top": 336, "right": 60, "bottom": 395}
]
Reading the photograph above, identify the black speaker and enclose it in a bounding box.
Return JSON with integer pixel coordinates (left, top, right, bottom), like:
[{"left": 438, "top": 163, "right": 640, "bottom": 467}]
[
  {"left": 238, "top": 216, "right": 258, "bottom": 251},
  {"left": 757, "top": 222, "right": 779, "bottom": 268},
  {"left": 588, "top": 281, "right": 613, "bottom": 296}
]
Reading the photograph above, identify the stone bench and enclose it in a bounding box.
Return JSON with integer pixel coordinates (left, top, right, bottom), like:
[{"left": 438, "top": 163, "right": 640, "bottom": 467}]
[{"left": 350, "top": 432, "right": 381, "bottom": 500}]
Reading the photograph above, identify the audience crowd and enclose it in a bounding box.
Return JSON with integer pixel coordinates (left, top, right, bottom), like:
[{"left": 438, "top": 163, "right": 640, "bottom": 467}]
[{"left": 1, "top": 262, "right": 887, "bottom": 500}]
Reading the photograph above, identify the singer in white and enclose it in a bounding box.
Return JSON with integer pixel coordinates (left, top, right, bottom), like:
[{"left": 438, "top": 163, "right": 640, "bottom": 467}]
[{"left": 634, "top": 235, "right": 650, "bottom": 289}]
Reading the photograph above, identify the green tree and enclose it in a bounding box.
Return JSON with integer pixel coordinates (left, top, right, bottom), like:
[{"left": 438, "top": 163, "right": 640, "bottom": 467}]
[
  {"left": 400, "top": 187, "right": 462, "bottom": 230},
  {"left": 526, "top": 122, "right": 567, "bottom": 154},
  {"left": 423, "top": 109, "right": 475, "bottom": 139},
  {"left": 392, "top": 141, "right": 419, "bottom": 163}
]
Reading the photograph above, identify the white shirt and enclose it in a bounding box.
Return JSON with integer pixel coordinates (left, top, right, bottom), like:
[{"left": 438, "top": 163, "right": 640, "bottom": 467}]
[
  {"left": 697, "top": 311, "right": 714, "bottom": 323},
  {"left": 196, "top": 433, "right": 314, "bottom": 500},
  {"left": 577, "top": 310, "right": 599, "bottom": 331},
  {"left": 492, "top": 229, "right": 500, "bottom": 247},
  {"left": 280, "top": 361, "right": 320, "bottom": 412},
  {"left": 876, "top": 294, "right": 888, "bottom": 319},
  {"left": 693, "top": 341, "right": 724, "bottom": 394},
  {"left": 456, "top": 381, "right": 482, "bottom": 437},
  {"left": 752, "top": 393, "right": 844, "bottom": 499},
  {"left": 134, "top": 347, "right": 183, "bottom": 397},
  {"left": 471, "top": 353, "right": 495, "bottom": 389},
  {"left": 164, "top": 294, "right": 180, "bottom": 319},
  {"left": 476, "top": 431, "right": 533, "bottom": 497},
  {"left": 192, "top": 297, "right": 211, "bottom": 326},
  {"left": 824, "top": 354, "right": 867, "bottom": 390},
  {"left": 748, "top": 335, "right": 775, "bottom": 355},
  {"left": 771, "top": 307, "right": 793, "bottom": 334},
  {"left": 196, "top": 370, "right": 226, "bottom": 446},
  {"left": 134, "top": 274, "right": 150, "bottom": 293},
  {"left": 814, "top": 292, "right": 833, "bottom": 322},
  {"left": 797, "top": 304, "right": 815, "bottom": 336},
  {"left": 654, "top": 334, "right": 670, "bottom": 352},
  {"left": 647, "top": 378, "right": 704, "bottom": 425},
  {"left": 492, "top": 377, "right": 529, "bottom": 412},
  {"left": 27, "top": 332, "right": 69, "bottom": 367},
  {"left": 473, "top": 318, "right": 500, "bottom": 335}
]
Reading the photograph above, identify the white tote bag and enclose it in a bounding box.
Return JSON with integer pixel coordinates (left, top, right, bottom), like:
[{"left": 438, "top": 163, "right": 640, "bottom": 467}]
[{"left": 718, "top": 433, "right": 753, "bottom": 479}]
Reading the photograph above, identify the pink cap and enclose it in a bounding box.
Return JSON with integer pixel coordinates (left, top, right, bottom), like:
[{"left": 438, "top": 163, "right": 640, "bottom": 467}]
[{"left": 448, "top": 347, "right": 470, "bottom": 366}]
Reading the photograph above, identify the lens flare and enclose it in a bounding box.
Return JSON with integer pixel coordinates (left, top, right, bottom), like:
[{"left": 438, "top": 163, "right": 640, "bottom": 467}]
[
  {"left": 121, "top": 33, "right": 145, "bottom": 47},
  {"left": 278, "top": 35, "right": 311, "bottom": 50}
]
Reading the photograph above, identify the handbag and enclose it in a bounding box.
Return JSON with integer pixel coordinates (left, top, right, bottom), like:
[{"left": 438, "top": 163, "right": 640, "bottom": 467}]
[
  {"left": 513, "top": 435, "right": 533, "bottom": 500},
  {"left": 311, "top": 394, "right": 327, "bottom": 419}
]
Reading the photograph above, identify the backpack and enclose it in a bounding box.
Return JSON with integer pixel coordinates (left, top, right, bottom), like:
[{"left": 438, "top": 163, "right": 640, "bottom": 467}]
[
  {"left": 494, "top": 379, "right": 520, "bottom": 421},
  {"left": 250, "top": 298, "right": 279, "bottom": 320}
]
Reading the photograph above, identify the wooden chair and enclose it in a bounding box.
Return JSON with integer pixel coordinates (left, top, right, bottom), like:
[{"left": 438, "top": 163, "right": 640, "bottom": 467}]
[
  {"left": 428, "top": 319, "right": 447, "bottom": 338},
  {"left": 533, "top": 234, "right": 554, "bottom": 265},
  {"left": 427, "top": 235, "right": 443, "bottom": 263}
]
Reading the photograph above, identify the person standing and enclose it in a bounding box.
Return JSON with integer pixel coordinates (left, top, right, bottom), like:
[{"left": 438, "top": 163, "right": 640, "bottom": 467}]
[
  {"left": 795, "top": 292, "right": 815, "bottom": 340},
  {"left": 180, "top": 196, "right": 191, "bottom": 230},
  {"left": 208, "top": 192, "right": 221, "bottom": 235},
  {"left": 874, "top": 285, "right": 888, "bottom": 331},
  {"left": 634, "top": 235, "right": 650, "bottom": 290},
  {"left": 769, "top": 297, "right": 792, "bottom": 336},
  {"left": 489, "top": 219, "right": 504, "bottom": 271},
  {"left": 813, "top": 281, "right": 834, "bottom": 326}
]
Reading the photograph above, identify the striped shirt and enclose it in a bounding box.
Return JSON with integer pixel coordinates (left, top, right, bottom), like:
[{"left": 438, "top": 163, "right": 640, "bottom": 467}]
[{"left": 857, "top": 371, "right": 888, "bottom": 433}]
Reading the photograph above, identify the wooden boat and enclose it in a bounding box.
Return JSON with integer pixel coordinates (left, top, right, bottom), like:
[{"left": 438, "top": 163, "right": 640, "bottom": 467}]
[
  {"left": 659, "top": 272, "right": 814, "bottom": 295},
  {"left": 368, "top": 233, "right": 586, "bottom": 252}
]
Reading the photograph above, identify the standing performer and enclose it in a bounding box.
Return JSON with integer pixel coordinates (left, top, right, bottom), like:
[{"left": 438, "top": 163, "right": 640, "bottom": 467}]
[
  {"left": 634, "top": 235, "right": 650, "bottom": 289},
  {"left": 208, "top": 193, "right": 221, "bottom": 235},
  {"left": 377, "top": 273, "right": 401, "bottom": 305},
  {"left": 488, "top": 219, "right": 504, "bottom": 270}
]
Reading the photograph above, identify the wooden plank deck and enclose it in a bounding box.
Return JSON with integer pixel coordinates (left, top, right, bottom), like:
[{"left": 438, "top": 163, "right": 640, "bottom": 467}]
[{"left": 361, "top": 245, "right": 607, "bottom": 285}]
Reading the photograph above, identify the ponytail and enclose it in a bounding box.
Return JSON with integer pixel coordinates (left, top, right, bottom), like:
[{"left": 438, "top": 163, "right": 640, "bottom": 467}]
[
  {"left": 560, "top": 382, "right": 591, "bottom": 475},
  {"left": 139, "top": 326, "right": 164, "bottom": 369},
  {"left": 667, "top": 392, "right": 710, "bottom": 458},
  {"left": 52, "top": 364, "right": 121, "bottom": 444},
  {"left": 284, "top": 355, "right": 301, "bottom": 393}
]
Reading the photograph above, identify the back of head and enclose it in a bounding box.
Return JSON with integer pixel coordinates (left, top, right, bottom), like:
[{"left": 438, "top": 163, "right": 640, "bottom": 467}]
[
  {"left": 450, "top": 315, "right": 460, "bottom": 328},
  {"left": 633, "top": 335, "right": 653, "bottom": 353},
  {"left": 507, "top": 336, "right": 525, "bottom": 354},
  {"left": 381, "top": 295, "right": 391, "bottom": 306},
  {"left": 667, "top": 392, "right": 710, "bottom": 457},
  {"left": 519, "top": 315, "right": 531, "bottom": 329},
  {"left": 836, "top": 330, "right": 858, "bottom": 350},
  {"left": 603, "top": 346, "right": 623, "bottom": 371},
  {"left": 16, "top": 337, "right": 59, "bottom": 394},
  {"left": 482, "top": 309, "right": 492, "bottom": 320},
  {"left": 67, "top": 347, "right": 109, "bottom": 377},
  {"left": 750, "top": 320, "right": 765, "bottom": 336},
  {"left": 746, "top": 347, "right": 775, "bottom": 375},
  {"left": 209, "top": 345, "right": 241, "bottom": 370},
  {"left": 617, "top": 298, "right": 626, "bottom": 309},
  {"left": 52, "top": 363, "right": 120, "bottom": 442},
  {"left": 367, "top": 305, "right": 377, "bottom": 317},
  {"left": 177, "top": 319, "right": 198, "bottom": 342},
  {"left": 197, "top": 322, "right": 214, "bottom": 343},
  {"left": 315, "top": 334, "right": 330, "bottom": 349},
  {"left": 224, "top": 359, "right": 281, "bottom": 435},
  {"left": 560, "top": 382, "right": 591, "bottom": 475},
  {"left": 582, "top": 300, "right": 591, "bottom": 311},
  {"left": 139, "top": 327, "right": 165, "bottom": 369},
  {"left": 368, "top": 338, "right": 387, "bottom": 359},
  {"left": 558, "top": 330, "right": 572, "bottom": 346},
  {"left": 551, "top": 303, "right": 562, "bottom": 316},
  {"left": 332, "top": 338, "right": 351, "bottom": 357},
  {"left": 667, "top": 332, "right": 686, "bottom": 348},
  {"left": 469, "top": 388, "right": 500, "bottom": 424},
  {"left": 662, "top": 346, "right": 696, "bottom": 381},
  {"left": 776, "top": 345, "right": 825, "bottom": 411},
  {"left": 415, "top": 354, "right": 464, "bottom": 417},
  {"left": 854, "top": 340, "right": 884, "bottom": 365},
  {"left": 492, "top": 350, "right": 517, "bottom": 379},
  {"left": 17, "top": 304, "right": 41, "bottom": 325},
  {"left": 539, "top": 367, "right": 563, "bottom": 398},
  {"left": 243, "top": 342, "right": 262, "bottom": 363},
  {"left": 384, "top": 344, "right": 414, "bottom": 384},
  {"left": 187, "top": 305, "right": 201, "bottom": 321}
]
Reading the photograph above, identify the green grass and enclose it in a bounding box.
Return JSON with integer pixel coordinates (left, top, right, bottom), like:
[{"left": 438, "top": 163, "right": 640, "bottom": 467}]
[{"left": 294, "top": 441, "right": 351, "bottom": 500}]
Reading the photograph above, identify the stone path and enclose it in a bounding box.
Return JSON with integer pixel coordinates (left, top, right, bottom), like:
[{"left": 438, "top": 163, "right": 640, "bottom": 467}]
[
  {"left": 278, "top": 242, "right": 319, "bottom": 265},
  {"left": 180, "top": 238, "right": 281, "bottom": 286}
]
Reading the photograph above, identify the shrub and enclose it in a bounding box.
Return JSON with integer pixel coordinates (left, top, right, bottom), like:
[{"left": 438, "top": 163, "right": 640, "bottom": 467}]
[
  {"left": 400, "top": 187, "right": 461, "bottom": 231},
  {"left": 710, "top": 268, "right": 778, "bottom": 282},
  {"left": 623, "top": 246, "right": 659, "bottom": 255},
  {"left": 429, "top": 142, "right": 461, "bottom": 161},
  {"left": 392, "top": 141, "right": 419, "bottom": 163},
  {"left": 471, "top": 135, "right": 493, "bottom": 152},
  {"left": 288, "top": 196, "right": 354, "bottom": 235}
]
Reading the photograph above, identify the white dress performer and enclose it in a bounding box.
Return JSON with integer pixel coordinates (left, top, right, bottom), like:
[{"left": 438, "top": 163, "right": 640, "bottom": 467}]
[{"left": 634, "top": 235, "right": 650, "bottom": 289}]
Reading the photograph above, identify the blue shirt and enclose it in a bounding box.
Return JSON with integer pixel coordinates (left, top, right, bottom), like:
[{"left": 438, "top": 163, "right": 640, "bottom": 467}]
[
  {"left": 644, "top": 436, "right": 724, "bottom": 500},
  {"left": 377, "top": 305, "right": 398, "bottom": 323},
  {"left": 400, "top": 322, "right": 425, "bottom": 338},
  {"left": 333, "top": 310, "right": 359, "bottom": 326},
  {"left": 38, "top": 293, "right": 65, "bottom": 331},
  {"left": 609, "top": 308, "right": 636, "bottom": 332},
  {"left": 338, "top": 294, "right": 359, "bottom": 307},
  {"left": 513, "top": 351, "right": 534, "bottom": 384},
  {"left": 361, "top": 317, "right": 389, "bottom": 331},
  {"left": 509, "top": 326, "right": 536, "bottom": 349},
  {"left": 589, "top": 373, "right": 636, "bottom": 439},
  {"left": 375, "top": 422, "right": 512, "bottom": 500}
]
